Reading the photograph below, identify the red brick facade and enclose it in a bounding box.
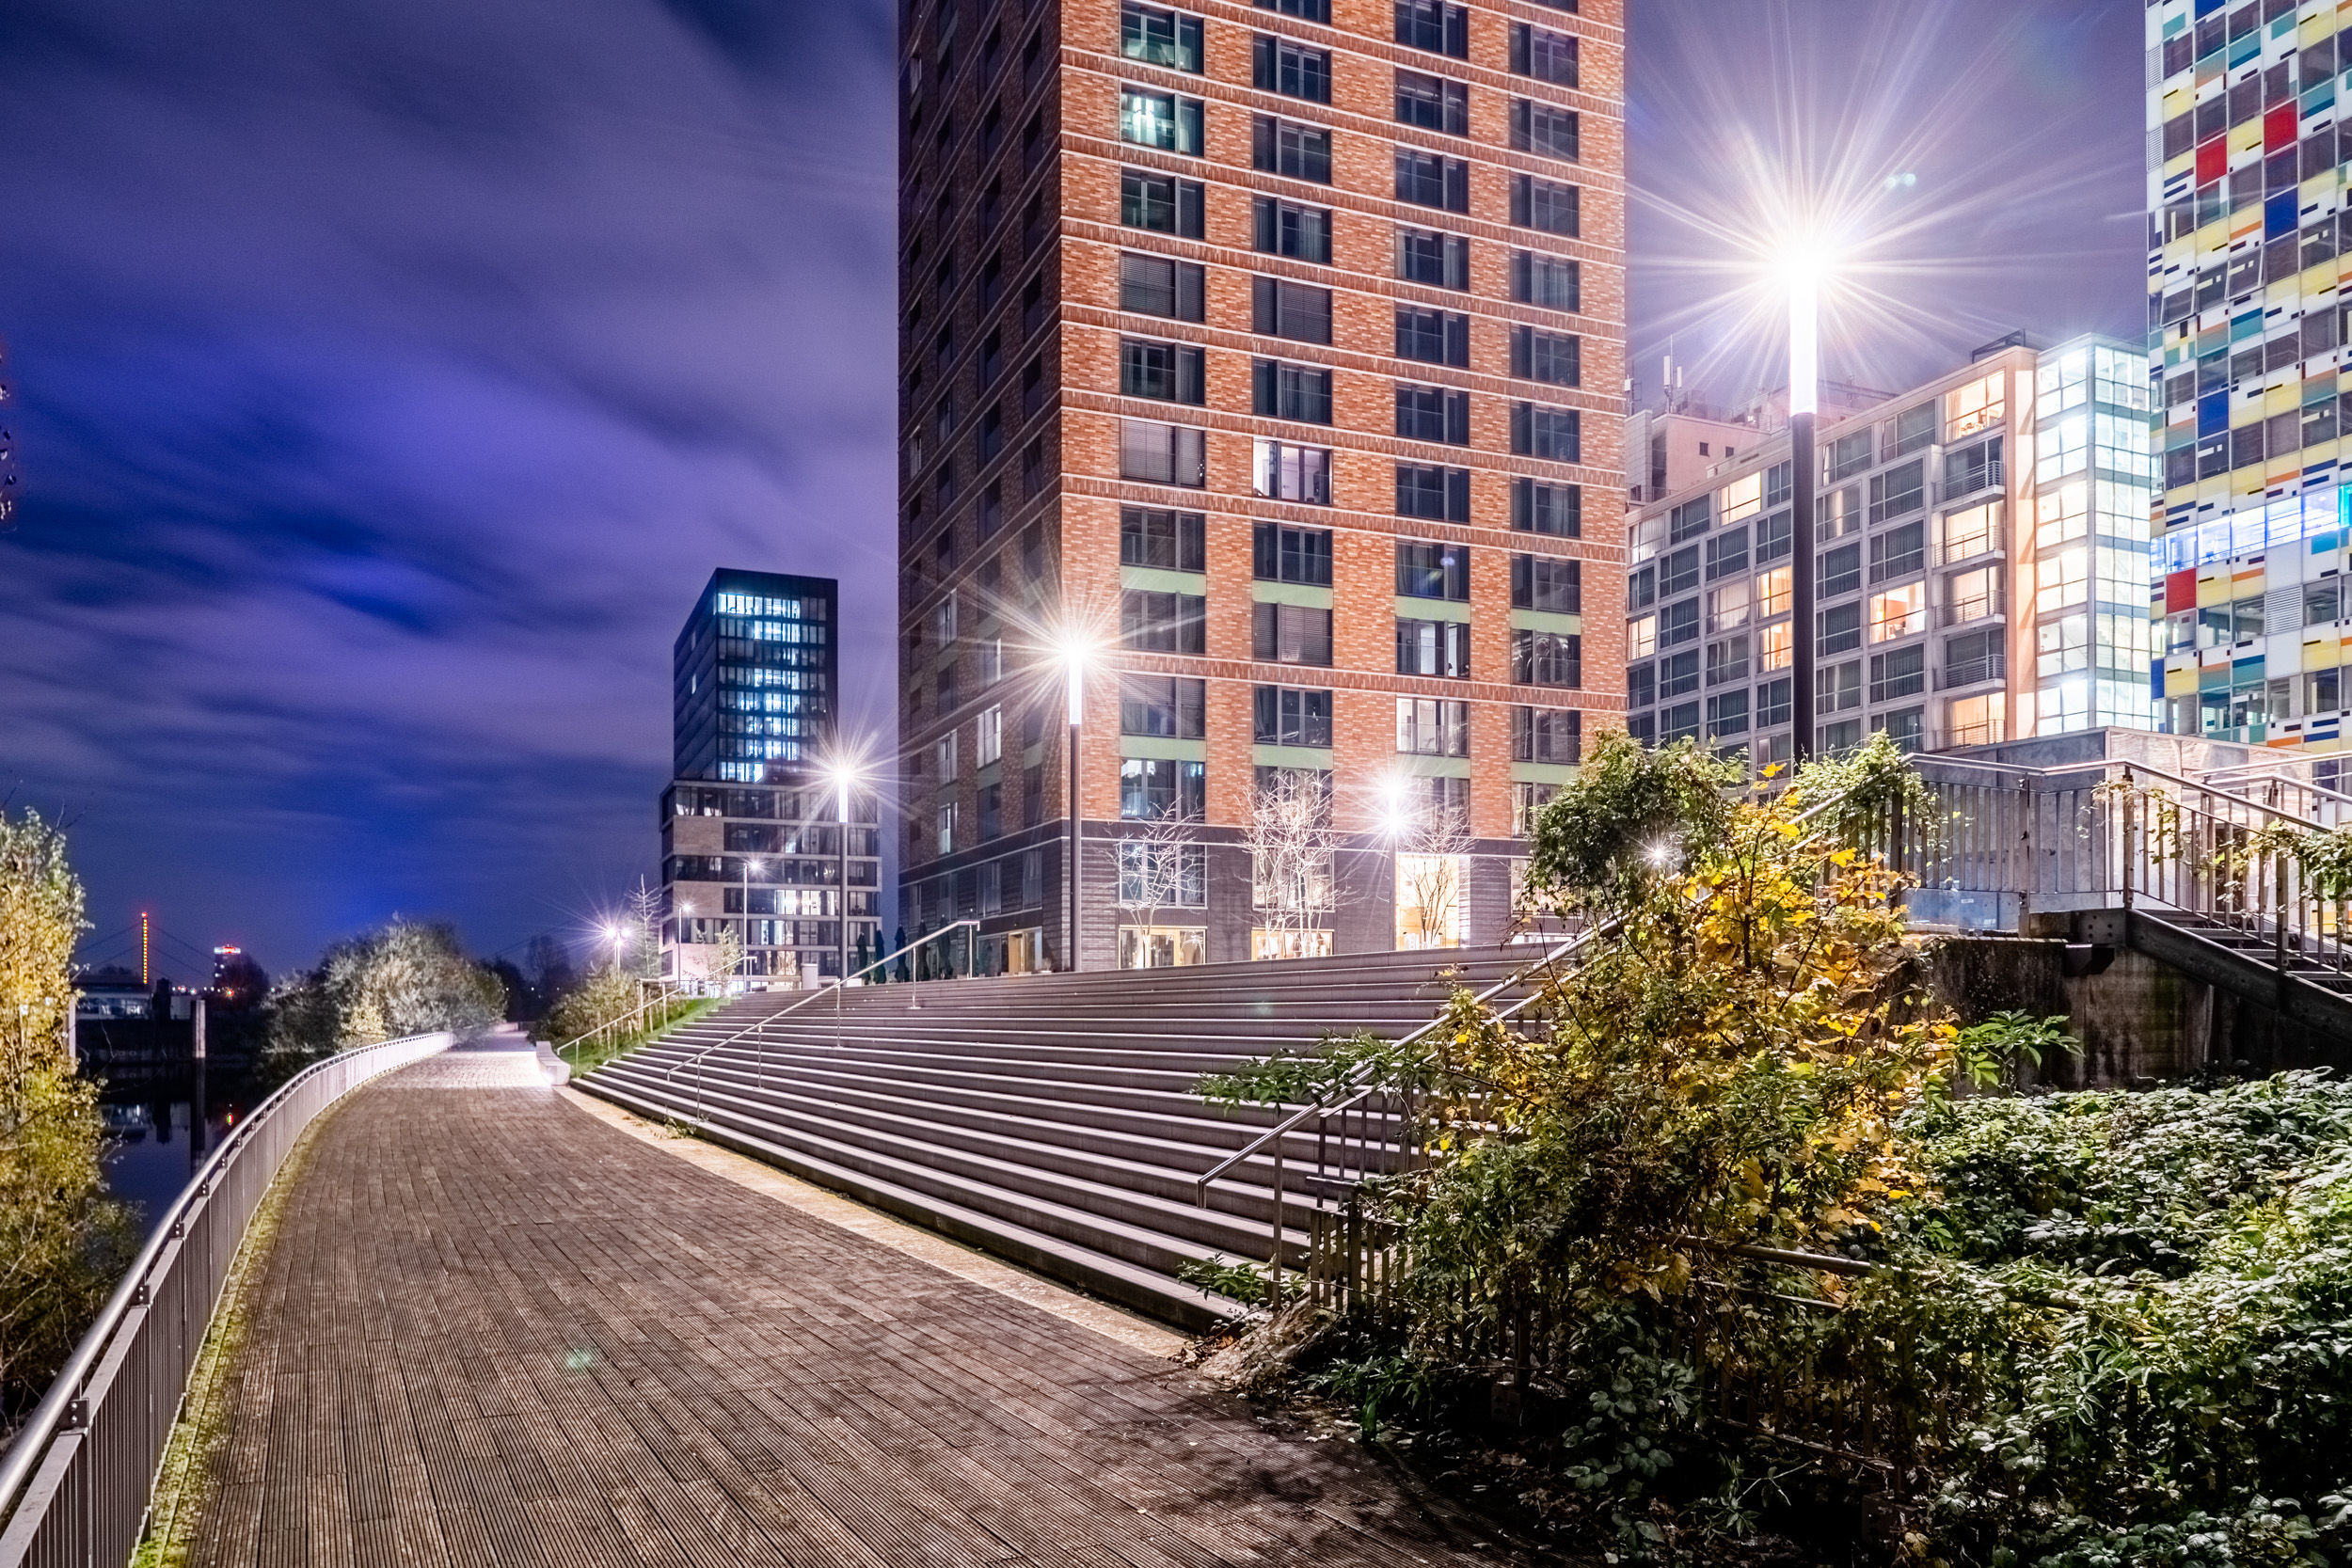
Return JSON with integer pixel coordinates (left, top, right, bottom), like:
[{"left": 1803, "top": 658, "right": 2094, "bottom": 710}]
[{"left": 898, "top": 0, "right": 1625, "bottom": 969}]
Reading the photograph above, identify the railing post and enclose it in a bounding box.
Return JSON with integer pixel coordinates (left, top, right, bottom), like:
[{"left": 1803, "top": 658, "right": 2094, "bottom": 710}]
[
  {"left": 2121, "top": 768, "right": 2136, "bottom": 914},
  {"left": 1269, "top": 1133, "right": 1284, "bottom": 1308}
]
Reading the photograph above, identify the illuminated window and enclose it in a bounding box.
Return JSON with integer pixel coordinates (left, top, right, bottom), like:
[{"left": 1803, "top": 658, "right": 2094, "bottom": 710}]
[
  {"left": 2034, "top": 484, "right": 2088, "bottom": 549},
  {"left": 1705, "top": 580, "right": 1750, "bottom": 632},
  {"left": 1947, "top": 371, "right": 2005, "bottom": 440},
  {"left": 977, "top": 706, "right": 1003, "bottom": 767},
  {"left": 2036, "top": 678, "right": 2090, "bottom": 736},
  {"left": 1718, "top": 471, "right": 1763, "bottom": 525},
  {"left": 2036, "top": 614, "right": 2090, "bottom": 678},
  {"left": 2034, "top": 548, "right": 2089, "bottom": 613},
  {"left": 1629, "top": 615, "right": 1657, "bottom": 657},
  {"left": 2037, "top": 417, "right": 2088, "bottom": 484},
  {"left": 1947, "top": 564, "right": 2001, "bottom": 623},
  {"left": 1943, "top": 500, "right": 2001, "bottom": 561},
  {"left": 1757, "top": 620, "right": 1793, "bottom": 671},
  {"left": 2035, "top": 348, "right": 2088, "bottom": 415},
  {"left": 1868, "top": 582, "right": 1927, "bottom": 642},
  {"left": 1756, "top": 567, "right": 1792, "bottom": 617}
]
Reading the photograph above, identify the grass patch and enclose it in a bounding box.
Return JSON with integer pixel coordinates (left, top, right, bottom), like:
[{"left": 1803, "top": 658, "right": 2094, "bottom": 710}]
[
  {"left": 131, "top": 1106, "right": 337, "bottom": 1568},
  {"left": 552, "top": 997, "right": 722, "bottom": 1076}
]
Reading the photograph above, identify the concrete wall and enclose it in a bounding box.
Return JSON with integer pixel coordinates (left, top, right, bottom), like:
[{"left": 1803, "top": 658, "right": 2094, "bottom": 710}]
[{"left": 1925, "top": 934, "right": 2352, "bottom": 1087}]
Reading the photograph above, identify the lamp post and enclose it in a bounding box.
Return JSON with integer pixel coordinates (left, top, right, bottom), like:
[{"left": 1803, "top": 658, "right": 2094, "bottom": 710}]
[
  {"left": 1784, "top": 243, "right": 1824, "bottom": 763},
  {"left": 1059, "top": 635, "right": 1090, "bottom": 974},
  {"left": 827, "top": 764, "right": 857, "bottom": 985},
  {"left": 740, "top": 857, "right": 764, "bottom": 993}
]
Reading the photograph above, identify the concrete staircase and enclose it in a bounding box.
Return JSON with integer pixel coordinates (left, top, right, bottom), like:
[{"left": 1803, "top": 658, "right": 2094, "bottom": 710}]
[
  {"left": 577, "top": 948, "right": 1531, "bottom": 1331},
  {"left": 2132, "top": 908, "right": 2352, "bottom": 1042}
]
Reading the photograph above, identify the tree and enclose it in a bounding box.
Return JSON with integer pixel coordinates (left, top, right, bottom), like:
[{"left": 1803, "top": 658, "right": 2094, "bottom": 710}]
[
  {"left": 1392, "top": 799, "right": 1475, "bottom": 950},
  {"left": 522, "top": 934, "right": 580, "bottom": 1019},
  {"left": 623, "top": 879, "right": 664, "bottom": 982},
  {"left": 1109, "top": 811, "right": 1200, "bottom": 967},
  {"left": 0, "top": 811, "right": 135, "bottom": 1423},
  {"left": 263, "top": 918, "right": 507, "bottom": 1074},
  {"left": 1246, "top": 768, "right": 1341, "bottom": 959}
]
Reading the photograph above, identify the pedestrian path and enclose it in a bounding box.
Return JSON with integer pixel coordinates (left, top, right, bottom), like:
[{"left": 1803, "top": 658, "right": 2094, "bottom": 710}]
[{"left": 177, "top": 1037, "right": 1513, "bottom": 1567}]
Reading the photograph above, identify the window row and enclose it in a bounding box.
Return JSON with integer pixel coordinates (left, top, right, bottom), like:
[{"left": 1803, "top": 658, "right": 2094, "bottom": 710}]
[
  {"left": 1125, "top": 173, "right": 1582, "bottom": 312},
  {"left": 1117, "top": 420, "right": 1584, "bottom": 512}
]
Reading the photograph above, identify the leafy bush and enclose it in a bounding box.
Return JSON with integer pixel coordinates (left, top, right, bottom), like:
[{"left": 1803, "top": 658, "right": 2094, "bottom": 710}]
[
  {"left": 0, "top": 812, "right": 137, "bottom": 1427},
  {"left": 1205, "top": 734, "right": 2352, "bottom": 1565},
  {"left": 263, "top": 918, "right": 505, "bottom": 1075}
]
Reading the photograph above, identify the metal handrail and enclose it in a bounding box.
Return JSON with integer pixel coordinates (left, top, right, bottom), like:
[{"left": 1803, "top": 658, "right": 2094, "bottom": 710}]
[
  {"left": 660, "top": 921, "right": 980, "bottom": 1102},
  {"left": 551, "top": 982, "right": 690, "bottom": 1063},
  {"left": 0, "top": 1030, "right": 453, "bottom": 1563},
  {"left": 1194, "top": 784, "right": 1867, "bottom": 1198}
]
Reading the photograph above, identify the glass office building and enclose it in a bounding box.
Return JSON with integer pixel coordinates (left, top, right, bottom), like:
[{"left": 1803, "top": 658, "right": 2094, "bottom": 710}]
[
  {"left": 1622, "top": 336, "right": 2156, "bottom": 760},
  {"left": 663, "top": 569, "right": 876, "bottom": 987}
]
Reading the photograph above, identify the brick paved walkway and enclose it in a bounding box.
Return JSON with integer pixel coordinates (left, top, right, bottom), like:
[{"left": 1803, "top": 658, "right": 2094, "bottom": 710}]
[{"left": 183, "top": 1039, "right": 1509, "bottom": 1567}]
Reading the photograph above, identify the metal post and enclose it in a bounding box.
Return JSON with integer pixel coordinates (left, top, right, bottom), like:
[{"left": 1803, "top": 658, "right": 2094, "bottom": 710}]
[
  {"left": 1067, "top": 716, "right": 1082, "bottom": 974},
  {"left": 1788, "top": 349, "right": 1818, "bottom": 760},
  {"left": 2121, "top": 768, "right": 2136, "bottom": 913},
  {"left": 837, "top": 780, "right": 851, "bottom": 988},
  {"left": 191, "top": 996, "right": 207, "bottom": 1162},
  {"left": 1269, "top": 1135, "right": 1284, "bottom": 1307}
]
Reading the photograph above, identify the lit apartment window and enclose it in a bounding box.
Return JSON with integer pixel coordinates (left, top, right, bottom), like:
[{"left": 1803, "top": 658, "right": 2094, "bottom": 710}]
[
  {"left": 1868, "top": 583, "right": 1927, "bottom": 642},
  {"left": 1122, "top": 87, "right": 1205, "bottom": 153},
  {"left": 1253, "top": 438, "right": 1332, "bottom": 503},
  {"left": 977, "top": 705, "right": 1003, "bottom": 766},
  {"left": 1120, "top": 758, "right": 1205, "bottom": 820},
  {"left": 1396, "top": 618, "right": 1470, "bottom": 678},
  {"left": 1948, "top": 691, "right": 2006, "bottom": 747}
]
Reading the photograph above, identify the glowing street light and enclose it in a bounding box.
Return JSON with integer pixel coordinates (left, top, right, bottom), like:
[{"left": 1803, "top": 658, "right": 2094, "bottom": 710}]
[
  {"left": 1054, "top": 628, "right": 1101, "bottom": 973},
  {"left": 740, "top": 857, "right": 765, "bottom": 992},
  {"left": 1779, "top": 232, "right": 1833, "bottom": 762},
  {"left": 819, "top": 756, "right": 864, "bottom": 985}
]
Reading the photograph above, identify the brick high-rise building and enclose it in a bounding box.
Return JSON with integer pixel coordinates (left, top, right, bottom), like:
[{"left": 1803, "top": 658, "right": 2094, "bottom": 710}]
[{"left": 897, "top": 0, "right": 1625, "bottom": 973}]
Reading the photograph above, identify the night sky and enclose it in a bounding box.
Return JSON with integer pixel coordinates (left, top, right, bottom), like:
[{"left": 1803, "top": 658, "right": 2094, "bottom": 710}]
[{"left": 0, "top": 0, "right": 2142, "bottom": 980}]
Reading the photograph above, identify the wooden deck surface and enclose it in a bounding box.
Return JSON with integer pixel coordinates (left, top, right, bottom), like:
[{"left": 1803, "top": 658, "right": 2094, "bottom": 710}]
[{"left": 183, "top": 1039, "right": 1511, "bottom": 1567}]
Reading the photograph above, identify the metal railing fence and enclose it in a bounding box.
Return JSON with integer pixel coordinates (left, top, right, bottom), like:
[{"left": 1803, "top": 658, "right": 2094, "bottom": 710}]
[{"left": 0, "top": 1031, "right": 453, "bottom": 1568}]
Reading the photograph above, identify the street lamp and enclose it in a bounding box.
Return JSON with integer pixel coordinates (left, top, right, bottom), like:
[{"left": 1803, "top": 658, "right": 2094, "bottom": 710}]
[
  {"left": 740, "top": 857, "right": 764, "bottom": 993},
  {"left": 821, "top": 758, "right": 863, "bottom": 985},
  {"left": 1780, "top": 238, "right": 1829, "bottom": 763},
  {"left": 1055, "top": 629, "right": 1098, "bottom": 974}
]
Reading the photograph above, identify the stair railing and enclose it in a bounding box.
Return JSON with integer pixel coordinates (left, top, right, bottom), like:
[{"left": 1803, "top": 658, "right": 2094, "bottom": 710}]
[
  {"left": 550, "top": 981, "right": 691, "bottom": 1067},
  {"left": 1196, "top": 784, "right": 1878, "bottom": 1305},
  {"left": 661, "top": 921, "right": 979, "bottom": 1121}
]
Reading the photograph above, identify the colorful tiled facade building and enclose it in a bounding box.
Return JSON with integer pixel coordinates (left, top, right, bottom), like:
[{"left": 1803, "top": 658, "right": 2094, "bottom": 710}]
[{"left": 2149, "top": 0, "right": 2352, "bottom": 752}]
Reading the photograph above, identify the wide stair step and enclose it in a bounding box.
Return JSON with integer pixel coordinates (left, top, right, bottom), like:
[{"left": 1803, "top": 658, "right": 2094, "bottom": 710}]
[{"left": 578, "top": 945, "right": 1550, "bottom": 1329}]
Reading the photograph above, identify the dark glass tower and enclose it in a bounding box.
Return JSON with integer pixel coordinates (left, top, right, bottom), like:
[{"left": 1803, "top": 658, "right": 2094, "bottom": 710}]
[
  {"left": 661, "top": 569, "right": 877, "bottom": 990},
  {"left": 672, "top": 568, "right": 838, "bottom": 782}
]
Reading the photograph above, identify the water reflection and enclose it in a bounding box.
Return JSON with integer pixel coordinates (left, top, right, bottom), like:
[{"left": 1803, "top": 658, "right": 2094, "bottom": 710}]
[{"left": 100, "top": 1078, "right": 247, "bottom": 1236}]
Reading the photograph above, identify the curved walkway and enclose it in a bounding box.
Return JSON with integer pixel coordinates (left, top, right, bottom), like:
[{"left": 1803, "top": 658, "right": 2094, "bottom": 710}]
[{"left": 180, "top": 1037, "right": 1509, "bottom": 1567}]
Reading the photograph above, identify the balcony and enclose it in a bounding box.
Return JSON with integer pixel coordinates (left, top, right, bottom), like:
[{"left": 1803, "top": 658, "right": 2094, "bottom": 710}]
[
  {"left": 1935, "top": 657, "right": 2007, "bottom": 689},
  {"left": 1940, "top": 458, "right": 2005, "bottom": 501}
]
